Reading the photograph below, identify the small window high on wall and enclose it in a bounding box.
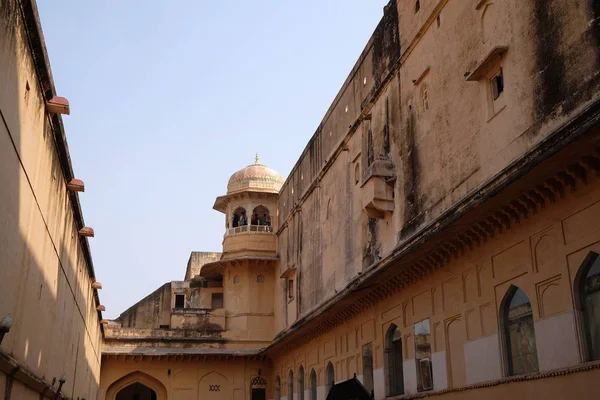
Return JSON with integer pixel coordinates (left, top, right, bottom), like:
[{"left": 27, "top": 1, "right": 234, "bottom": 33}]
[
  {"left": 211, "top": 293, "right": 224, "bottom": 310},
  {"left": 174, "top": 294, "right": 185, "bottom": 308},
  {"left": 576, "top": 252, "right": 600, "bottom": 361},
  {"left": 288, "top": 279, "right": 294, "bottom": 300},
  {"left": 502, "top": 286, "right": 539, "bottom": 375},
  {"left": 414, "top": 319, "right": 433, "bottom": 391}
]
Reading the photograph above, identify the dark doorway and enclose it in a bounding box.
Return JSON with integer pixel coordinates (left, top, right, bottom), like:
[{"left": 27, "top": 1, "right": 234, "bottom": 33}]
[
  {"left": 252, "top": 388, "right": 266, "bottom": 400},
  {"left": 116, "top": 382, "right": 157, "bottom": 400}
]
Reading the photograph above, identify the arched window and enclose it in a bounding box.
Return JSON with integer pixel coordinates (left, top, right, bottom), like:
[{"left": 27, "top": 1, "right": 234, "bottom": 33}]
[
  {"left": 257, "top": 274, "right": 265, "bottom": 284},
  {"left": 362, "top": 343, "right": 374, "bottom": 395},
  {"left": 576, "top": 252, "right": 600, "bottom": 361},
  {"left": 502, "top": 286, "right": 539, "bottom": 376},
  {"left": 252, "top": 205, "right": 272, "bottom": 228},
  {"left": 233, "top": 275, "right": 240, "bottom": 284},
  {"left": 288, "top": 370, "right": 294, "bottom": 400},
  {"left": 274, "top": 375, "right": 281, "bottom": 400},
  {"left": 232, "top": 206, "right": 247, "bottom": 228},
  {"left": 325, "top": 362, "right": 335, "bottom": 394},
  {"left": 385, "top": 324, "right": 404, "bottom": 396},
  {"left": 298, "top": 366, "right": 305, "bottom": 400},
  {"left": 309, "top": 369, "right": 317, "bottom": 400}
]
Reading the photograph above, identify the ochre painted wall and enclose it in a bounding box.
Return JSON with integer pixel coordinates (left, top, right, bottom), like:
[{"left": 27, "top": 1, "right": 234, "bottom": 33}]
[
  {"left": 100, "top": 358, "right": 271, "bottom": 400},
  {"left": 271, "top": 180, "right": 600, "bottom": 399},
  {"left": 0, "top": 1, "right": 102, "bottom": 399}
]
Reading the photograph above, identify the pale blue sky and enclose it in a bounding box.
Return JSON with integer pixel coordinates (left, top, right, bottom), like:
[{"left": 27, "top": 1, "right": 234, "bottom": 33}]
[{"left": 37, "top": 1, "right": 389, "bottom": 318}]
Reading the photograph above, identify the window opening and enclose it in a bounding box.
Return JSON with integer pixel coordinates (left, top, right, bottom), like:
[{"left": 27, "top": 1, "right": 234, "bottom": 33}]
[
  {"left": 415, "top": 0, "right": 420, "bottom": 13},
  {"left": 577, "top": 253, "right": 600, "bottom": 361},
  {"left": 298, "top": 366, "right": 305, "bottom": 400},
  {"left": 385, "top": 324, "right": 404, "bottom": 396},
  {"left": 309, "top": 369, "right": 317, "bottom": 400},
  {"left": 288, "top": 279, "right": 294, "bottom": 299},
  {"left": 414, "top": 319, "right": 433, "bottom": 391},
  {"left": 211, "top": 293, "right": 224, "bottom": 309},
  {"left": 325, "top": 362, "right": 335, "bottom": 394},
  {"left": 257, "top": 274, "right": 265, "bottom": 284},
  {"left": 355, "top": 163, "right": 360, "bottom": 185},
  {"left": 362, "top": 343, "right": 374, "bottom": 394},
  {"left": 232, "top": 207, "right": 248, "bottom": 228},
  {"left": 491, "top": 68, "right": 504, "bottom": 101},
  {"left": 175, "top": 294, "right": 185, "bottom": 308},
  {"left": 275, "top": 376, "right": 281, "bottom": 400},
  {"left": 288, "top": 370, "right": 294, "bottom": 400},
  {"left": 503, "top": 287, "right": 539, "bottom": 375}
]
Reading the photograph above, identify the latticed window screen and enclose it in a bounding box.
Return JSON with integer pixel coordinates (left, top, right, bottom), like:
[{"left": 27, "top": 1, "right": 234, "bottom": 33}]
[{"left": 251, "top": 376, "right": 267, "bottom": 388}]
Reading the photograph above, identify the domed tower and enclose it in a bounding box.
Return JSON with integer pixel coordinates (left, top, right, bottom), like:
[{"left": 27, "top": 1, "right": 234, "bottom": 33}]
[
  {"left": 213, "top": 154, "right": 283, "bottom": 259},
  {"left": 197, "top": 155, "right": 283, "bottom": 346}
]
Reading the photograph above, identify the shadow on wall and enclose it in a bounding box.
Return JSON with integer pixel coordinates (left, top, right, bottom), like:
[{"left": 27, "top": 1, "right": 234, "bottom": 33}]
[{"left": 0, "top": 1, "right": 101, "bottom": 399}]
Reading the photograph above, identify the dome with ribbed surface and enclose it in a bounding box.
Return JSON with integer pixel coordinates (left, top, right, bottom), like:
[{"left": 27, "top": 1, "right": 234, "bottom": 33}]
[{"left": 227, "top": 155, "right": 284, "bottom": 195}]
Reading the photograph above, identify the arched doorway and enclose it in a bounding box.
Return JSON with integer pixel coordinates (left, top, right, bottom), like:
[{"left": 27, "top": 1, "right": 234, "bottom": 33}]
[
  {"left": 106, "top": 371, "right": 168, "bottom": 400},
  {"left": 116, "top": 383, "right": 156, "bottom": 400},
  {"left": 251, "top": 376, "right": 267, "bottom": 400}
]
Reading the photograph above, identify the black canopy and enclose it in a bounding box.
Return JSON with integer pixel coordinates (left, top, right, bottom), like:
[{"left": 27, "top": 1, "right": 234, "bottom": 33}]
[{"left": 325, "top": 375, "right": 373, "bottom": 400}]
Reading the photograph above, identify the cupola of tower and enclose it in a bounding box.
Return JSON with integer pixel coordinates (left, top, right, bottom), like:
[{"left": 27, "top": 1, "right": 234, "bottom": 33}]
[{"left": 226, "top": 154, "right": 284, "bottom": 195}]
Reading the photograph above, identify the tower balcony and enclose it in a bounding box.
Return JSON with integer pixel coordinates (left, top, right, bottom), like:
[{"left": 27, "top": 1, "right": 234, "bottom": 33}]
[{"left": 222, "top": 224, "right": 277, "bottom": 258}]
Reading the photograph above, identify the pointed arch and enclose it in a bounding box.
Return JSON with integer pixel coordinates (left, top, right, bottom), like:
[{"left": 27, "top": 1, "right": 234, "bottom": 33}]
[
  {"left": 325, "top": 361, "right": 335, "bottom": 394},
  {"left": 288, "top": 369, "right": 294, "bottom": 400},
  {"left": 309, "top": 369, "right": 317, "bottom": 400},
  {"left": 274, "top": 375, "right": 281, "bottom": 400},
  {"left": 500, "top": 285, "right": 539, "bottom": 376},
  {"left": 298, "top": 365, "right": 305, "bottom": 400},
  {"left": 574, "top": 251, "right": 600, "bottom": 361},
  {"left": 384, "top": 323, "right": 404, "bottom": 396},
  {"left": 106, "top": 371, "right": 168, "bottom": 400}
]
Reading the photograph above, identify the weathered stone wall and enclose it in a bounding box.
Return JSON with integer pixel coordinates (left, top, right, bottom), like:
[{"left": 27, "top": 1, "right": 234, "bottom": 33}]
[
  {"left": 99, "top": 357, "right": 272, "bottom": 400},
  {"left": 0, "top": 1, "right": 102, "bottom": 399},
  {"left": 117, "top": 283, "right": 172, "bottom": 329},
  {"left": 275, "top": 0, "right": 600, "bottom": 331},
  {"left": 185, "top": 251, "right": 222, "bottom": 280}
]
